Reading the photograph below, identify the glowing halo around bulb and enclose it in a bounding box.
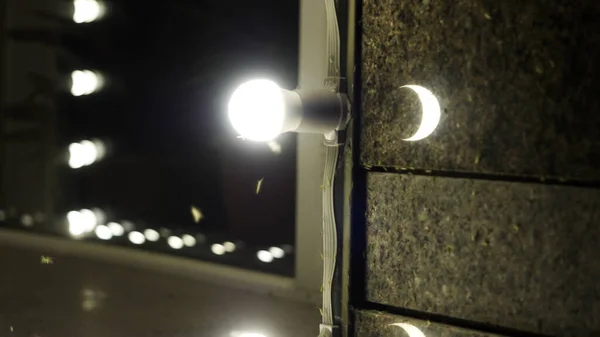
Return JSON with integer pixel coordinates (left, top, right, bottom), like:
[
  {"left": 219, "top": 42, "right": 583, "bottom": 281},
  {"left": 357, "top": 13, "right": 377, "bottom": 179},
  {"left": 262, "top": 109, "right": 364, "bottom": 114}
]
[
  {"left": 389, "top": 323, "right": 426, "bottom": 337},
  {"left": 228, "top": 79, "right": 285, "bottom": 142},
  {"left": 73, "top": 0, "right": 104, "bottom": 24},
  {"left": 401, "top": 85, "right": 441, "bottom": 141}
]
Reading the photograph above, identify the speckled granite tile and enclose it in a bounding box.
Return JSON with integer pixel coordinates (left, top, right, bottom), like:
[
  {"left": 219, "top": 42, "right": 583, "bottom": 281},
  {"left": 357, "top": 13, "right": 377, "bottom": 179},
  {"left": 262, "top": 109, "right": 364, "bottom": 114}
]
[
  {"left": 356, "top": 310, "right": 500, "bottom": 337},
  {"left": 361, "top": 0, "right": 600, "bottom": 181},
  {"left": 366, "top": 173, "right": 600, "bottom": 336}
]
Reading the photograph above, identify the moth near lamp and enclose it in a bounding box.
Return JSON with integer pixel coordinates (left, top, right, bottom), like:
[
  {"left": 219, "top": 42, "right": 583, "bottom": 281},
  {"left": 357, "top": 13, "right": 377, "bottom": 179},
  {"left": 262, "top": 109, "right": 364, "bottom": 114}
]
[{"left": 227, "top": 79, "right": 349, "bottom": 141}]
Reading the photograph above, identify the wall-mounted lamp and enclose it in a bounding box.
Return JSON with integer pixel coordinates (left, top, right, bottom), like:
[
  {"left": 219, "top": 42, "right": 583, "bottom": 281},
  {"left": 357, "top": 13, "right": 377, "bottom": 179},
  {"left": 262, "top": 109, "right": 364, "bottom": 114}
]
[{"left": 227, "top": 79, "right": 349, "bottom": 142}]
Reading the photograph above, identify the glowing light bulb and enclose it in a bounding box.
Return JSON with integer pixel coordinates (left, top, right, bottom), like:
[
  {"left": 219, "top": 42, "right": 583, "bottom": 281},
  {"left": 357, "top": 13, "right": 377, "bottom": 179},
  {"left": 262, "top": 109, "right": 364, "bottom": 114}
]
[
  {"left": 128, "top": 231, "right": 145, "bottom": 244},
  {"left": 269, "top": 247, "right": 285, "bottom": 259},
  {"left": 211, "top": 243, "right": 226, "bottom": 255},
  {"left": 95, "top": 225, "right": 112, "bottom": 240},
  {"left": 168, "top": 236, "right": 184, "bottom": 249},
  {"left": 228, "top": 79, "right": 286, "bottom": 141},
  {"left": 257, "top": 250, "right": 273, "bottom": 263},
  {"left": 107, "top": 222, "right": 124, "bottom": 236},
  {"left": 71, "top": 70, "right": 102, "bottom": 96},
  {"left": 144, "top": 229, "right": 160, "bottom": 242},
  {"left": 73, "top": 0, "right": 103, "bottom": 23}
]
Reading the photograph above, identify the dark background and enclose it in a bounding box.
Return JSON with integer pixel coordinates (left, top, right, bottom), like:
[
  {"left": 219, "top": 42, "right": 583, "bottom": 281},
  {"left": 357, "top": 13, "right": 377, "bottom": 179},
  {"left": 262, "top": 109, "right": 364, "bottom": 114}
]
[{"left": 54, "top": 0, "right": 300, "bottom": 245}]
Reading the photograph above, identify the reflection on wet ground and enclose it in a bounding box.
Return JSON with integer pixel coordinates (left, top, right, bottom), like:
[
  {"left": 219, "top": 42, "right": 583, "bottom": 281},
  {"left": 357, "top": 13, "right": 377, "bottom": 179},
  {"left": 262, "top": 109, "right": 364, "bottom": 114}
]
[{"left": 0, "top": 244, "right": 318, "bottom": 337}]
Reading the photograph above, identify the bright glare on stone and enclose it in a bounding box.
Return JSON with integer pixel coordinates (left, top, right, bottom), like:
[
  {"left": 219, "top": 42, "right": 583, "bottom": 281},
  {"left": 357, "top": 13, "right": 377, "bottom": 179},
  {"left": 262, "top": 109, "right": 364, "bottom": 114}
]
[
  {"left": 230, "top": 332, "right": 267, "bottom": 337},
  {"left": 71, "top": 70, "right": 101, "bottom": 96},
  {"left": 128, "top": 231, "right": 145, "bottom": 245},
  {"left": 95, "top": 225, "right": 112, "bottom": 240},
  {"left": 144, "top": 229, "right": 160, "bottom": 242},
  {"left": 73, "top": 0, "right": 102, "bottom": 23},
  {"left": 228, "top": 79, "right": 285, "bottom": 142},
  {"left": 257, "top": 250, "right": 273, "bottom": 263},
  {"left": 269, "top": 247, "right": 285, "bottom": 259},
  {"left": 223, "top": 241, "right": 236, "bottom": 252},
  {"left": 182, "top": 234, "right": 196, "bottom": 247},
  {"left": 211, "top": 243, "right": 226, "bottom": 255},
  {"left": 401, "top": 85, "right": 441, "bottom": 142},
  {"left": 107, "top": 222, "right": 124, "bottom": 236},
  {"left": 168, "top": 236, "right": 184, "bottom": 249},
  {"left": 389, "top": 323, "right": 426, "bottom": 337}
]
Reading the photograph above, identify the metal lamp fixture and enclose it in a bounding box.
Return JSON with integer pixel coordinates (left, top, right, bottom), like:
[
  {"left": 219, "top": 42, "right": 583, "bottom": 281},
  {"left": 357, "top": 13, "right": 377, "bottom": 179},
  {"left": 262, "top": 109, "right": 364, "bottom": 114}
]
[{"left": 227, "top": 79, "right": 350, "bottom": 142}]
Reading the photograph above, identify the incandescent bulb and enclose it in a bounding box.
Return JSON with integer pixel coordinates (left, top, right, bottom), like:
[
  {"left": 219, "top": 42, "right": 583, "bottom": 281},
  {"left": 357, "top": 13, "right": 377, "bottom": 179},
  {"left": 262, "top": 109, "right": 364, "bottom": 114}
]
[{"left": 228, "top": 79, "right": 286, "bottom": 142}]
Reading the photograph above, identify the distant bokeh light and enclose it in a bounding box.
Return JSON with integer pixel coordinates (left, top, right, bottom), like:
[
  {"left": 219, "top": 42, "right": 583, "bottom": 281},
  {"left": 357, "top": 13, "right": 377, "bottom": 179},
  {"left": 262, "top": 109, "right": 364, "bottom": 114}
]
[
  {"left": 107, "top": 222, "right": 124, "bottom": 236},
  {"left": 223, "top": 241, "right": 236, "bottom": 252},
  {"left": 144, "top": 229, "right": 160, "bottom": 242},
  {"left": 20, "top": 214, "right": 34, "bottom": 227},
  {"left": 211, "top": 243, "right": 226, "bottom": 255},
  {"left": 94, "top": 225, "right": 112, "bottom": 240},
  {"left": 71, "top": 70, "right": 102, "bottom": 96},
  {"left": 73, "top": 0, "right": 103, "bottom": 23},
  {"left": 128, "top": 231, "right": 145, "bottom": 244},
  {"left": 68, "top": 139, "right": 105, "bottom": 169},
  {"left": 257, "top": 250, "right": 274, "bottom": 263},
  {"left": 79, "top": 208, "right": 97, "bottom": 232},
  {"left": 182, "top": 234, "right": 196, "bottom": 247},
  {"left": 67, "top": 211, "right": 85, "bottom": 236},
  {"left": 269, "top": 247, "right": 285, "bottom": 259},
  {"left": 167, "top": 236, "right": 184, "bottom": 249}
]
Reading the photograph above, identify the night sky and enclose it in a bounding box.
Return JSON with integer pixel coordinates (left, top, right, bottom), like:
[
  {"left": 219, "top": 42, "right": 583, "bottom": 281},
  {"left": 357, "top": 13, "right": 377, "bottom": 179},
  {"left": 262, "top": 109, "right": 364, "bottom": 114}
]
[{"left": 57, "top": 0, "right": 300, "bottom": 245}]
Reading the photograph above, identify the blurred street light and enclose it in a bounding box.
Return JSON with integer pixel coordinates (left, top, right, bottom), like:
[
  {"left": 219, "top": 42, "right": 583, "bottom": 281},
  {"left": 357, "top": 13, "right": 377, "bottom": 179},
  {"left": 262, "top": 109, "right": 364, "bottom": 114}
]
[
  {"left": 68, "top": 139, "right": 105, "bottom": 169},
  {"left": 211, "top": 243, "right": 226, "bottom": 255},
  {"left": 128, "top": 231, "right": 145, "bottom": 244},
  {"left": 268, "top": 246, "right": 285, "bottom": 259},
  {"left": 168, "top": 236, "right": 184, "bottom": 249},
  {"left": 257, "top": 250, "right": 273, "bottom": 263}
]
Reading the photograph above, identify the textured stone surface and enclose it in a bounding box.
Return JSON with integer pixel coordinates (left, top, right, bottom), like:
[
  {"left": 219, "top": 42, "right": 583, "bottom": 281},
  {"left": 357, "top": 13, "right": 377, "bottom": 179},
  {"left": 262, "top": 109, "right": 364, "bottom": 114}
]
[
  {"left": 365, "top": 173, "right": 600, "bottom": 336},
  {"left": 356, "top": 310, "right": 499, "bottom": 337},
  {"left": 361, "top": 0, "right": 600, "bottom": 181}
]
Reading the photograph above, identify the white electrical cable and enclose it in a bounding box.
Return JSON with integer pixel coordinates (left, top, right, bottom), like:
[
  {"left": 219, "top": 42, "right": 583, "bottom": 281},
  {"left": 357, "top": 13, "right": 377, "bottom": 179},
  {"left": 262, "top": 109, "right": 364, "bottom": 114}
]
[
  {"left": 320, "top": 139, "right": 339, "bottom": 337},
  {"left": 320, "top": 1, "right": 342, "bottom": 336},
  {"left": 324, "top": 0, "right": 341, "bottom": 91}
]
